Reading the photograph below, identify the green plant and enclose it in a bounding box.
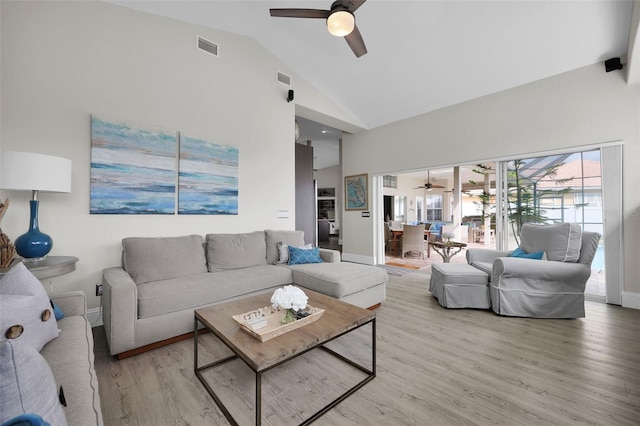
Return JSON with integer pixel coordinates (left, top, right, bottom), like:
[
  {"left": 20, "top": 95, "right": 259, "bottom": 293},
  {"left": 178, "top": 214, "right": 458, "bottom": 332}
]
[
  {"left": 507, "top": 159, "right": 572, "bottom": 244},
  {"left": 468, "top": 164, "right": 494, "bottom": 221}
]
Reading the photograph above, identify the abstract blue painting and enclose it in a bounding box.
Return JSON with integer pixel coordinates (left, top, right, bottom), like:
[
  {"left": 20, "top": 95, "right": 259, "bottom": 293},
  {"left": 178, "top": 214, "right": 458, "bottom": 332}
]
[
  {"left": 90, "top": 116, "right": 177, "bottom": 214},
  {"left": 178, "top": 135, "right": 239, "bottom": 215}
]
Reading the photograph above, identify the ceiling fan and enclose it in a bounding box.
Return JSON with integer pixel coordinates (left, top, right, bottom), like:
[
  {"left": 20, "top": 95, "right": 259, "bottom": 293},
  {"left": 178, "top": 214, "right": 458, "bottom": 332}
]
[
  {"left": 414, "top": 171, "right": 445, "bottom": 191},
  {"left": 269, "top": 0, "right": 368, "bottom": 58}
]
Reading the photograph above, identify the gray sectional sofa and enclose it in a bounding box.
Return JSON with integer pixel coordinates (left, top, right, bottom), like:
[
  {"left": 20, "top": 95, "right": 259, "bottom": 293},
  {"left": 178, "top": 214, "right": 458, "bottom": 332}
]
[{"left": 102, "top": 230, "right": 387, "bottom": 358}]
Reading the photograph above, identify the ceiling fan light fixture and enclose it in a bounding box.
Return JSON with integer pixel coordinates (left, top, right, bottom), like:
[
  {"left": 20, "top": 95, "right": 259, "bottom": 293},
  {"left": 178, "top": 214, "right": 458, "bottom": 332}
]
[{"left": 327, "top": 10, "right": 354, "bottom": 36}]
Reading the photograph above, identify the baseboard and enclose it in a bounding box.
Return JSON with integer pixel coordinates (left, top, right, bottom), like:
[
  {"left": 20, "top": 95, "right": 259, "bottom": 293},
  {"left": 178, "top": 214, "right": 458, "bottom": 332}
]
[
  {"left": 341, "top": 252, "right": 375, "bottom": 265},
  {"left": 622, "top": 291, "right": 640, "bottom": 310},
  {"left": 88, "top": 307, "right": 103, "bottom": 327}
]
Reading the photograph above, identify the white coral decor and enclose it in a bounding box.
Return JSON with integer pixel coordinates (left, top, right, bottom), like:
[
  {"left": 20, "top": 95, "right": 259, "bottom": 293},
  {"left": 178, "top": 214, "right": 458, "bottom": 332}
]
[{"left": 271, "top": 285, "right": 308, "bottom": 312}]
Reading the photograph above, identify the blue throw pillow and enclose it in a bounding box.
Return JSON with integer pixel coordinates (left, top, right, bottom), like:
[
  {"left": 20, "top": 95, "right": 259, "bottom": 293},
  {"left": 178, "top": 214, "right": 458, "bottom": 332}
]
[
  {"left": 288, "top": 246, "right": 323, "bottom": 265},
  {"left": 1, "top": 414, "right": 50, "bottom": 426},
  {"left": 510, "top": 247, "right": 545, "bottom": 260},
  {"left": 50, "top": 300, "right": 64, "bottom": 321}
]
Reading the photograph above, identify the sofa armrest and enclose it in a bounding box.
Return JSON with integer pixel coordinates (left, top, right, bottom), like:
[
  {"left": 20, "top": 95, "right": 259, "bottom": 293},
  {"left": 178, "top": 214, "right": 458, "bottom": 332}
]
[
  {"left": 466, "top": 248, "right": 511, "bottom": 265},
  {"left": 51, "top": 291, "right": 86, "bottom": 317},
  {"left": 319, "top": 248, "right": 341, "bottom": 263},
  {"left": 492, "top": 257, "right": 591, "bottom": 293},
  {"left": 102, "top": 267, "right": 138, "bottom": 356}
]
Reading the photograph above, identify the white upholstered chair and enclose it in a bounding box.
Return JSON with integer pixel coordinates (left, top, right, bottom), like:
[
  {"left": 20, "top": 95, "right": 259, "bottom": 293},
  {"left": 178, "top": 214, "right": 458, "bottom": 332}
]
[
  {"left": 401, "top": 224, "right": 426, "bottom": 259},
  {"left": 466, "top": 223, "right": 601, "bottom": 318}
]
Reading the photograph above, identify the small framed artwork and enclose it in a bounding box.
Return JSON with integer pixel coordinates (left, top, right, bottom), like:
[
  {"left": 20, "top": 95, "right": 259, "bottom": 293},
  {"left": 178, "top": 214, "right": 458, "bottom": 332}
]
[{"left": 345, "top": 173, "right": 368, "bottom": 210}]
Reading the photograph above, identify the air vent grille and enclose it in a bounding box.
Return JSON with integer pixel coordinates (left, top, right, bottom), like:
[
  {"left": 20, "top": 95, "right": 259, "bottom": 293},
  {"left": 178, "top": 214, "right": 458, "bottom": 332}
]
[
  {"left": 197, "top": 36, "right": 219, "bottom": 57},
  {"left": 277, "top": 71, "right": 291, "bottom": 86}
]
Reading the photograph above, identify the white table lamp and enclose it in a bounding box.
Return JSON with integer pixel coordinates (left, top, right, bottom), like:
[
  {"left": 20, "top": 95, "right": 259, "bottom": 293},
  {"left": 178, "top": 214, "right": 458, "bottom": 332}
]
[{"left": 1, "top": 151, "right": 72, "bottom": 260}]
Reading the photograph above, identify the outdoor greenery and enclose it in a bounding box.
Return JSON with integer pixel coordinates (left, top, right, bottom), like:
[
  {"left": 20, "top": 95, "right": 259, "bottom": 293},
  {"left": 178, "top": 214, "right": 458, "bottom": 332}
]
[
  {"left": 465, "top": 160, "right": 574, "bottom": 245},
  {"left": 507, "top": 159, "right": 572, "bottom": 244}
]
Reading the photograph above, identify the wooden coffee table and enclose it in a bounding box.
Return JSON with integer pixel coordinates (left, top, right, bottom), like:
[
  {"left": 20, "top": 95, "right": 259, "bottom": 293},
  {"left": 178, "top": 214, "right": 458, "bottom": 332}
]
[{"left": 194, "top": 289, "right": 376, "bottom": 425}]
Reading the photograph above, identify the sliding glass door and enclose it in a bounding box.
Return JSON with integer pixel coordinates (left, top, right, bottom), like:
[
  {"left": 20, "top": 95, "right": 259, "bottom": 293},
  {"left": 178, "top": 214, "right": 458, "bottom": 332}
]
[{"left": 496, "top": 147, "right": 621, "bottom": 301}]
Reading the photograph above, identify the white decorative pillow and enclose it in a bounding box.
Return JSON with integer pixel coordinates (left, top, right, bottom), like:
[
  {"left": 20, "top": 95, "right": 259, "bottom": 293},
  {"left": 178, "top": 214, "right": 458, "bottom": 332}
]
[
  {"left": 276, "top": 242, "right": 313, "bottom": 264},
  {"left": 0, "top": 340, "right": 68, "bottom": 425},
  {"left": 0, "top": 263, "right": 59, "bottom": 351}
]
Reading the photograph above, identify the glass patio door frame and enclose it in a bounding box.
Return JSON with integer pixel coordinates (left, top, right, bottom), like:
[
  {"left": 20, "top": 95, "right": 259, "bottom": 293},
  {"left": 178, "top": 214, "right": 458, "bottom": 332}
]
[{"left": 495, "top": 143, "right": 623, "bottom": 305}]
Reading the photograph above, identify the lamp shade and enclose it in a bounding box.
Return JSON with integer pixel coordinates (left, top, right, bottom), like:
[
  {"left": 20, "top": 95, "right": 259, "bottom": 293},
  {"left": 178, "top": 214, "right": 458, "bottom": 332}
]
[
  {"left": 1, "top": 152, "right": 71, "bottom": 193},
  {"left": 327, "top": 10, "right": 355, "bottom": 37}
]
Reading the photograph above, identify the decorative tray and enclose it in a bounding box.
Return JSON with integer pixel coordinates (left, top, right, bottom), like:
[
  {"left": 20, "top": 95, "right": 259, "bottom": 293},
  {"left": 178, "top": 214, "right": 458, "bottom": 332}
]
[{"left": 232, "top": 305, "right": 324, "bottom": 342}]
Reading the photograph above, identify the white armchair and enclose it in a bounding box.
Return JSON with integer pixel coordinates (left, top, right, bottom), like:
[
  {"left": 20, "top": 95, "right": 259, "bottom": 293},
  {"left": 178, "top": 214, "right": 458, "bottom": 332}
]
[{"left": 466, "top": 223, "right": 601, "bottom": 318}]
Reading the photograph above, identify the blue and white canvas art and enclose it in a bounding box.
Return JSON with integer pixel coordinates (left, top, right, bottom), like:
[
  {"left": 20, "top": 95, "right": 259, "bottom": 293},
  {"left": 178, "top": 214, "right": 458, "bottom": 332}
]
[
  {"left": 91, "top": 116, "right": 177, "bottom": 214},
  {"left": 178, "top": 135, "right": 239, "bottom": 215}
]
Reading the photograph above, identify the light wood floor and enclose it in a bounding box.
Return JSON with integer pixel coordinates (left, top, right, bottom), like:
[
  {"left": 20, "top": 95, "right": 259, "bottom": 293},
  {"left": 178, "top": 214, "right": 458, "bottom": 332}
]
[{"left": 93, "top": 271, "right": 640, "bottom": 425}]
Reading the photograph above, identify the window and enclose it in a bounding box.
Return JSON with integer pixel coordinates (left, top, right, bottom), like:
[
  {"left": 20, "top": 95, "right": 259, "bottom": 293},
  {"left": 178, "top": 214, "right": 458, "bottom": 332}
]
[
  {"left": 426, "top": 194, "right": 443, "bottom": 221},
  {"left": 383, "top": 175, "right": 397, "bottom": 188},
  {"left": 394, "top": 196, "right": 407, "bottom": 221}
]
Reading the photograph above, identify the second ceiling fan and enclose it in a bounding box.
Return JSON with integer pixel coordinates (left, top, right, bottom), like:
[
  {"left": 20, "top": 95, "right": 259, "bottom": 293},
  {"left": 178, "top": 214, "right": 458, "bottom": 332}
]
[
  {"left": 270, "top": 0, "right": 368, "bottom": 58},
  {"left": 414, "top": 171, "right": 445, "bottom": 191}
]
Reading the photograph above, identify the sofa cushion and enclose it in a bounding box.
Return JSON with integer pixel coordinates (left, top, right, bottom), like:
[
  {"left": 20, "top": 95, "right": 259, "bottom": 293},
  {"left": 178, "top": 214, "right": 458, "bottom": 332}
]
[
  {"left": 40, "top": 315, "right": 102, "bottom": 426},
  {"left": 0, "top": 263, "right": 59, "bottom": 351},
  {"left": 0, "top": 340, "right": 67, "bottom": 426},
  {"left": 265, "top": 230, "right": 305, "bottom": 264},
  {"left": 137, "top": 265, "right": 292, "bottom": 318},
  {"left": 287, "top": 263, "right": 387, "bottom": 298},
  {"left": 520, "top": 223, "right": 582, "bottom": 262},
  {"left": 206, "top": 231, "right": 267, "bottom": 272},
  {"left": 123, "top": 235, "right": 207, "bottom": 284}
]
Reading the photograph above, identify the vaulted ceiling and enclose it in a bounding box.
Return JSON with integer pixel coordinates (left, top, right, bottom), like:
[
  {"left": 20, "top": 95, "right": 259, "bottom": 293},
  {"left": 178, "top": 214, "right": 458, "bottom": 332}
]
[
  {"left": 112, "top": 1, "right": 637, "bottom": 171},
  {"left": 113, "top": 0, "right": 635, "bottom": 130}
]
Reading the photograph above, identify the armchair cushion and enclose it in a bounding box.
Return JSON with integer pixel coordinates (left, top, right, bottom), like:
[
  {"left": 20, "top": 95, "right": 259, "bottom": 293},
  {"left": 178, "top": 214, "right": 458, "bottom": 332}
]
[{"left": 520, "top": 223, "right": 582, "bottom": 262}]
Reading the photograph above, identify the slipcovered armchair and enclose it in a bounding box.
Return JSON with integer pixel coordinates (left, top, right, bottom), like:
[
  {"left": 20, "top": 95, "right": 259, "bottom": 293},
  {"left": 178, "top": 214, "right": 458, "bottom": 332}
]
[{"left": 466, "top": 223, "right": 601, "bottom": 318}]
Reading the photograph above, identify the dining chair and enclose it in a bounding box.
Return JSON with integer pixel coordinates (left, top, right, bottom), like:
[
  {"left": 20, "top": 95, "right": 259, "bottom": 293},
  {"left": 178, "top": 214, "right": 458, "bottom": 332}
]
[{"left": 401, "top": 224, "right": 426, "bottom": 259}]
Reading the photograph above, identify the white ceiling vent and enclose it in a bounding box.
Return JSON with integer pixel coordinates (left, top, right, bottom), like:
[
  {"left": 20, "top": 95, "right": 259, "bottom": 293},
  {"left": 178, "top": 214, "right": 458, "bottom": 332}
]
[
  {"left": 197, "top": 36, "right": 219, "bottom": 58},
  {"left": 277, "top": 71, "right": 291, "bottom": 86}
]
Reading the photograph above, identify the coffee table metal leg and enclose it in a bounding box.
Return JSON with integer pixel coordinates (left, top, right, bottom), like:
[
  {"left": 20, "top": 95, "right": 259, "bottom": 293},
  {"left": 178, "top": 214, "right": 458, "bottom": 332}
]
[
  {"left": 256, "top": 372, "right": 262, "bottom": 426},
  {"left": 194, "top": 317, "right": 240, "bottom": 426},
  {"left": 305, "top": 318, "right": 376, "bottom": 425}
]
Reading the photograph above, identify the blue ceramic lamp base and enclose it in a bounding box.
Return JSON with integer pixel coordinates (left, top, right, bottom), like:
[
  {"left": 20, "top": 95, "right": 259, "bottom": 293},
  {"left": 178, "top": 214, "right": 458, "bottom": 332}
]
[{"left": 14, "top": 200, "right": 53, "bottom": 260}]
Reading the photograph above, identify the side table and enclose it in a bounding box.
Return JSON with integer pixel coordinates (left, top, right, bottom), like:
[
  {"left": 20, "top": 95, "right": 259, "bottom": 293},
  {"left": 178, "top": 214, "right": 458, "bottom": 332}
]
[
  {"left": 429, "top": 241, "right": 467, "bottom": 263},
  {"left": 0, "top": 256, "right": 79, "bottom": 291}
]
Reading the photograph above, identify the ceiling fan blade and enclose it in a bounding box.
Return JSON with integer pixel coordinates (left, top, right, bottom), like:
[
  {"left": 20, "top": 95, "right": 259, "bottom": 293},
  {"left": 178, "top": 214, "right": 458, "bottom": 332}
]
[
  {"left": 269, "top": 9, "right": 330, "bottom": 19},
  {"left": 431, "top": 184, "right": 445, "bottom": 189},
  {"left": 345, "top": 0, "right": 367, "bottom": 13},
  {"left": 344, "top": 23, "right": 367, "bottom": 57}
]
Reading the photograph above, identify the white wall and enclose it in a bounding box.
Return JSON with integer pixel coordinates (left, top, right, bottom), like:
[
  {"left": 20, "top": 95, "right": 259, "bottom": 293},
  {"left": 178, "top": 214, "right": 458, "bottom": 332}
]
[
  {"left": 0, "top": 1, "right": 360, "bottom": 310},
  {"left": 342, "top": 64, "right": 640, "bottom": 301}
]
